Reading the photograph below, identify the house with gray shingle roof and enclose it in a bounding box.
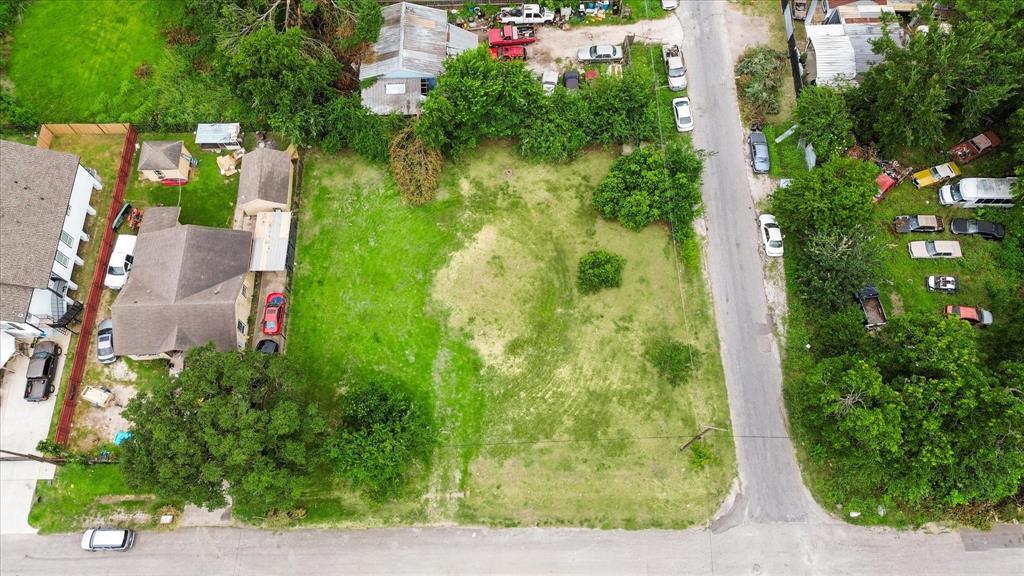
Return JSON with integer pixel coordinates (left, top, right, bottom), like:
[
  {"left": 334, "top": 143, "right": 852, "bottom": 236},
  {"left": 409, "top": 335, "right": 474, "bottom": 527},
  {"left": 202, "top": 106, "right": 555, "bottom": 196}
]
[
  {"left": 110, "top": 207, "right": 255, "bottom": 359},
  {"left": 359, "top": 2, "right": 479, "bottom": 115},
  {"left": 0, "top": 140, "right": 101, "bottom": 364},
  {"left": 137, "top": 140, "right": 194, "bottom": 183},
  {"left": 237, "top": 147, "right": 295, "bottom": 216}
]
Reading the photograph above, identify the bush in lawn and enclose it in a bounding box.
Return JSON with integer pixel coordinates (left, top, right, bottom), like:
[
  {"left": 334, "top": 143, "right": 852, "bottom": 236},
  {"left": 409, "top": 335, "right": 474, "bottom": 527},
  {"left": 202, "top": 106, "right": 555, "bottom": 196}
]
[
  {"left": 577, "top": 250, "right": 625, "bottom": 294},
  {"left": 131, "top": 51, "right": 251, "bottom": 131},
  {"left": 328, "top": 373, "right": 436, "bottom": 501},
  {"left": 794, "top": 85, "right": 854, "bottom": 163},
  {"left": 770, "top": 157, "right": 877, "bottom": 239},
  {"left": 592, "top": 142, "right": 704, "bottom": 241},
  {"left": 689, "top": 442, "right": 719, "bottom": 471},
  {"left": 794, "top": 225, "right": 884, "bottom": 311},
  {"left": 519, "top": 88, "right": 590, "bottom": 163},
  {"left": 0, "top": 91, "right": 38, "bottom": 131},
  {"left": 644, "top": 336, "right": 701, "bottom": 387},
  {"left": 389, "top": 124, "right": 443, "bottom": 205},
  {"left": 734, "top": 46, "right": 786, "bottom": 121}
]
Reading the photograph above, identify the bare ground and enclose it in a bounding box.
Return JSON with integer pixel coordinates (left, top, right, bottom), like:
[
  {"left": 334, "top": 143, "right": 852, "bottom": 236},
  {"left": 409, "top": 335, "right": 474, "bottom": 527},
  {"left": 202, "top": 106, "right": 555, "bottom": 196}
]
[{"left": 526, "top": 16, "right": 680, "bottom": 73}]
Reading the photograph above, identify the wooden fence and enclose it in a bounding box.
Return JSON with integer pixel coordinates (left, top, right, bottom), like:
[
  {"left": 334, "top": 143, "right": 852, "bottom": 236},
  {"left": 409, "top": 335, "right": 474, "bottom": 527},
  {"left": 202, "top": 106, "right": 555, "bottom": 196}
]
[{"left": 36, "top": 123, "right": 131, "bottom": 150}]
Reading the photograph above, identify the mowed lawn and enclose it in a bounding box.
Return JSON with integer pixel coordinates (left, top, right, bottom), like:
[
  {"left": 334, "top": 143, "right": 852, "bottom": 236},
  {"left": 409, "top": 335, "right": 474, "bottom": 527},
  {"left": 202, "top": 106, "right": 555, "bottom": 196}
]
[
  {"left": 288, "top": 145, "right": 735, "bottom": 528},
  {"left": 9, "top": 0, "right": 182, "bottom": 121}
]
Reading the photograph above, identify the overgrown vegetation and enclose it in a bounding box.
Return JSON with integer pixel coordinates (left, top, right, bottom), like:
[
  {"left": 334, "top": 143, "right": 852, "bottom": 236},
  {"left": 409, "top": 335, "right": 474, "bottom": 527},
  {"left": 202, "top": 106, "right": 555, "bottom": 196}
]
[
  {"left": 794, "top": 85, "right": 854, "bottom": 163},
  {"left": 389, "top": 124, "right": 444, "bottom": 205},
  {"left": 734, "top": 45, "right": 786, "bottom": 122},
  {"left": 576, "top": 250, "right": 625, "bottom": 294},
  {"left": 644, "top": 337, "right": 701, "bottom": 388}
]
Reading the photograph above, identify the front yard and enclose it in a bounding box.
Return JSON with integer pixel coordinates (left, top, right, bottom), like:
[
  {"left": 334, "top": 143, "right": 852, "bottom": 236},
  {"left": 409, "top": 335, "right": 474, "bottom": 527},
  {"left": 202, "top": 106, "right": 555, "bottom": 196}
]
[{"left": 287, "top": 145, "right": 734, "bottom": 528}]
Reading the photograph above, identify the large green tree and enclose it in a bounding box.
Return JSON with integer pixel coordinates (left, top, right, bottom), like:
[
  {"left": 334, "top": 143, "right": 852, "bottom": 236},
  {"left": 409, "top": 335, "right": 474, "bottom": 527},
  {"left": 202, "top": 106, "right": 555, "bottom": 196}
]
[
  {"left": 794, "top": 225, "right": 883, "bottom": 310},
  {"left": 770, "top": 157, "right": 877, "bottom": 238},
  {"left": 794, "top": 85, "right": 854, "bottom": 163},
  {"left": 121, "top": 345, "right": 328, "bottom": 516}
]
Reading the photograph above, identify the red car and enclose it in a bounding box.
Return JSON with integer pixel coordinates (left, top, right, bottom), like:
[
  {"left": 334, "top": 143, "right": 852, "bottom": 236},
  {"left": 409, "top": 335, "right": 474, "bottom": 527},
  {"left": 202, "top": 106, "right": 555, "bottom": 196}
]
[
  {"left": 949, "top": 131, "right": 1001, "bottom": 164},
  {"left": 262, "top": 292, "right": 286, "bottom": 335},
  {"left": 490, "top": 45, "right": 527, "bottom": 60},
  {"left": 487, "top": 25, "right": 536, "bottom": 47}
]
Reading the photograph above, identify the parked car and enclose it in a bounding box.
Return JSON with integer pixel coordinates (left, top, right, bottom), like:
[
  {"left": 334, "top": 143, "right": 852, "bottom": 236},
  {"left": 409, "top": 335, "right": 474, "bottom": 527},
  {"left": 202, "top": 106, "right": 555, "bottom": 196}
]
[
  {"left": 488, "top": 25, "right": 536, "bottom": 48},
  {"left": 855, "top": 285, "right": 887, "bottom": 330},
  {"left": 563, "top": 70, "right": 580, "bottom": 90},
  {"left": 82, "top": 386, "right": 115, "bottom": 408},
  {"left": 892, "top": 214, "right": 943, "bottom": 234},
  {"left": 96, "top": 319, "right": 115, "bottom": 364},
  {"left": 542, "top": 70, "right": 558, "bottom": 95},
  {"left": 24, "top": 341, "right": 61, "bottom": 402},
  {"left": 256, "top": 339, "right": 279, "bottom": 354},
  {"left": 499, "top": 4, "right": 555, "bottom": 25},
  {"left": 262, "top": 292, "right": 287, "bottom": 335},
  {"left": 926, "top": 275, "right": 958, "bottom": 293},
  {"left": 758, "top": 214, "right": 784, "bottom": 257},
  {"left": 949, "top": 218, "right": 1005, "bottom": 240},
  {"left": 672, "top": 97, "right": 693, "bottom": 132},
  {"left": 950, "top": 131, "right": 1001, "bottom": 164},
  {"left": 103, "top": 234, "right": 137, "bottom": 290},
  {"left": 908, "top": 240, "right": 962, "bottom": 259},
  {"left": 577, "top": 44, "right": 623, "bottom": 63},
  {"left": 662, "top": 0, "right": 679, "bottom": 9},
  {"left": 661, "top": 44, "right": 687, "bottom": 90},
  {"left": 748, "top": 130, "right": 770, "bottom": 173},
  {"left": 912, "top": 162, "right": 960, "bottom": 188},
  {"left": 939, "top": 177, "right": 1017, "bottom": 208},
  {"left": 81, "top": 527, "right": 135, "bottom": 551},
  {"left": 944, "top": 305, "right": 992, "bottom": 327},
  {"left": 490, "top": 45, "right": 526, "bottom": 60}
]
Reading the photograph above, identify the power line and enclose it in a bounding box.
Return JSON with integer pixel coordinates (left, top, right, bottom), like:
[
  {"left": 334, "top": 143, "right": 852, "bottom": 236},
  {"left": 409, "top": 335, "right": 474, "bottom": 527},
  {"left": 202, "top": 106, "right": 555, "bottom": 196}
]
[{"left": 437, "top": 429, "right": 791, "bottom": 449}]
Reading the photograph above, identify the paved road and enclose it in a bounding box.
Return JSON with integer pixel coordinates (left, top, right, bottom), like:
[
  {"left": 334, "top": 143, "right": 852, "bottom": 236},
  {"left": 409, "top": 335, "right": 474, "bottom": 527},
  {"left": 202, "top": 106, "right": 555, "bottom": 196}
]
[{"left": 675, "top": 0, "right": 819, "bottom": 523}]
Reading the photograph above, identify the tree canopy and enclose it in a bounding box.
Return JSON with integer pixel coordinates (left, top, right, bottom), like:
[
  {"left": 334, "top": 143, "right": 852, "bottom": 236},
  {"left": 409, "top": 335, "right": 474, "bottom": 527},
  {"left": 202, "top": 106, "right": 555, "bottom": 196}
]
[
  {"left": 770, "top": 157, "right": 877, "bottom": 238},
  {"left": 794, "top": 85, "right": 854, "bottom": 163}
]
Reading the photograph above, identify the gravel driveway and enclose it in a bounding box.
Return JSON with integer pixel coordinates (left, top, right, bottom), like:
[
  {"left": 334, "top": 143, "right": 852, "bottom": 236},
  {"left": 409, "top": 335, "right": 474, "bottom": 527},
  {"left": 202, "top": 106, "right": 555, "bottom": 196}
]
[{"left": 526, "top": 15, "right": 681, "bottom": 73}]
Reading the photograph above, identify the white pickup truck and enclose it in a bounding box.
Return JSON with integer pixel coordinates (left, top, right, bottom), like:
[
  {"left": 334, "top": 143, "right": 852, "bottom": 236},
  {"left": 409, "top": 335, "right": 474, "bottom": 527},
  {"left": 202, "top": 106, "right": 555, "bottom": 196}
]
[
  {"left": 499, "top": 4, "right": 555, "bottom": 25},
  {"left": 662, "top": 44, "right": 687, "bottom": 91}
]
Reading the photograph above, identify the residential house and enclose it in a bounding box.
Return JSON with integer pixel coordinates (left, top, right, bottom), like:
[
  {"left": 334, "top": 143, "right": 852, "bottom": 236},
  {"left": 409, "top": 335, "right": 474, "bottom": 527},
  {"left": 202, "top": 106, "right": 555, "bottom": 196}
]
[
  {"left": 249, "top": 210, "right": 294, "bottom": 273},
  {"left": 137, "top": 140, "right": 194, "bottom": 183},
  {"left": 111, "top": 207, "right": 254, "bottom": 359},
  {"left": 237, "top": 147, "right": 295, "bottom": 216},
  {"left": 0, "top": 140, "right": 101, "bottom": 366},
  {"left": 195, "top": 123, "right": 243, "bottom": 151},
  {"left": 803, "top": 2, "right": 908, "bottom": 86},
  {"left": 359, "top": 2, "right": 479, "bottom": 115}
]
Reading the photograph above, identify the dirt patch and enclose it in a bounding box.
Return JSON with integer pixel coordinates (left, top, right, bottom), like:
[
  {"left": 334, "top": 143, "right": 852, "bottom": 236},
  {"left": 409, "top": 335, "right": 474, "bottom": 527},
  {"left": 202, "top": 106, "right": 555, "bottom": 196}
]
[
  {"left": 96, "top": 494, "right": 156, "bottom": 505},
  {"left": 74, "top": 383, "right": 136, "bottom": 451},
  {"left": 526, "top": 16, "right": 681, "bottom": 73},
  {"left": 724, "top": 2, "right": 773, "bottom": 65},
  {"left": 889, "top": 291, "right": 905, "bottom": 315}
]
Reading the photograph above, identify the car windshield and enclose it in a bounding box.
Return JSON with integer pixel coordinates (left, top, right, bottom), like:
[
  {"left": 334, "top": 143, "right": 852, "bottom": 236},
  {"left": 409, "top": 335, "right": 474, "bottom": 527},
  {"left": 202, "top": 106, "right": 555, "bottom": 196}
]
[
  {"left": 668, "top": 68, "right": 685, "bottom": 78},
  {"left": 926, "top": 242, "right": 938, "bottom": 256},
  {"left": 108, "top": 266, "right": 125, "bottom": 275},
  {"left": 930, "top": 167, "right": 941, "bottom": 179},
  {"left": 950, "top": 183, "right": 963, "bottom": 202}
]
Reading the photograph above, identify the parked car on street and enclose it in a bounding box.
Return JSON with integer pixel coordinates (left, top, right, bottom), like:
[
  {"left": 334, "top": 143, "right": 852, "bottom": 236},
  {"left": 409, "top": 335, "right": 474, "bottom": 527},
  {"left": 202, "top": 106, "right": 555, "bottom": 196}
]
[
  {"left": 926, "top": 275, "right": 958, "bottom": 293},
  {"left": 893, "top": 214, "right": 944, "bottom": 234},
  {"left": 103, "top": 234, "right": 137, "bottom": 290},
  {"left": 24, "top": 341, "right": 61, "bottom": 402},
  {"left": 256, "top": 339, "right": 279, "bottom": 354},
  {"left": 577, "top": 44, "right": 623, "bottom": 63},
  {"left": 950, "top": 218, "right": 1005, "bottom": 240},
  {"left": 542, "top": 70, "right": 558, "bottom": 95},
  {"left": 950, "top": 131, "right": 1001, "bottom": 164},
  {"left": 908, "top": 240, "right": 962, "bottom": 259},
  {"left": 672, "top": 97, "right": 693, "bottom": 132},
  {"left": 944, "top": 305, "right": 992, "bottom": 327},
  {"left": 749, "top": 130, "right": 770, "bottom": 173},
  {"left": 262, "top": 292, "right": 287, "bottom": 335},
  {"left": 96, "top": 319, "right": 115, "bottom": 364},
  {"left": 81, "top": 527, "right": 135, "bottom": 551},
  {"left": 758, "top": 214, "right": 784, "bottom": 257},
  {"left": 661, "top": 44, "right": 687, "bottom": 90},
  {"left": 912, "top": 162, "right": 960, "bottom": 188},
  {"left": 661, "top": 0, "right": 679, "bottom": 9}
]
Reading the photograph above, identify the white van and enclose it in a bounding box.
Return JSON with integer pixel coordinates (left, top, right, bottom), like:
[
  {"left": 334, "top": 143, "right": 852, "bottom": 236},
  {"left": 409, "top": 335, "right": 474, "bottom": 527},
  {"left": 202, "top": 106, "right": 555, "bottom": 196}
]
[
  {"left": 81, "top": 527, "right": 135, "bottom": 551},
  {"left": 103, "top": 234, "right": 137, "bottom": 290},
  {"left": 938, "top": 177, "right": 1017, "bottom": 208}
]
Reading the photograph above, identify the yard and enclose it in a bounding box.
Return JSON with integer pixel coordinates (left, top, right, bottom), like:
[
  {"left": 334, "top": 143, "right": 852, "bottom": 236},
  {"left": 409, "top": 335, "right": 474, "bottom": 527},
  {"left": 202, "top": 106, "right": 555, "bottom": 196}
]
[
  {"left": 8, "top": 0, "right": 182, "bottom": 122},
  {"left": 287, "top": 145, "right": 734, "bottom": 528}
]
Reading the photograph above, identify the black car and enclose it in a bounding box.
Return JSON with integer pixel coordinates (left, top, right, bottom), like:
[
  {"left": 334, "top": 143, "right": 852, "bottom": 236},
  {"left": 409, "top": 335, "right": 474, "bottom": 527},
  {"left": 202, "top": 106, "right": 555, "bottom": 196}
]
[
  {"left": 748, "top": 130, "right": 770, "bottom": 173},
  {"left": 256, "top": 339, "right": 279, "bottom": 354},
  {"left": 949, "top": 218, "right": 1005, "bottom": 240},
  {"left": 25, "top": 341, "right": 61, "bottom": 402},
  {"left": 563, "top": 70, "right": 580, "bottom": 91}
]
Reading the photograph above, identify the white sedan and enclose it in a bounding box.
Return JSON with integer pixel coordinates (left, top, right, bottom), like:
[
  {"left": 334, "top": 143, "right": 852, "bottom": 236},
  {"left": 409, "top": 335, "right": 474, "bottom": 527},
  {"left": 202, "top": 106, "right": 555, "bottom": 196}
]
[
  {"left": 662, "top": 0, "right": 679, "bottom": 9},
  {"left": 758, "top": 214, "right": 784, "bottom": 257},
  {"left": 672, "top": 97, "right": 693, "bottom": 132}
]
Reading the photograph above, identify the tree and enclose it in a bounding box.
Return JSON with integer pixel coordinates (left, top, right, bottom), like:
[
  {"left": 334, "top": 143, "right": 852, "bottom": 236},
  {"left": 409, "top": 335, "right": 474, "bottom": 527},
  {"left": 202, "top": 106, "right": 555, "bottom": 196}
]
[
  {"left": 389, "top": 124, "right": 443, "bottom": 205},
  {"left": 518, "top": 89, "right": 590, "bottom": 163},
  {"left": 327, "top": 373, "right": 435, "bottom": 500},
  {"left": 770, "top": 157, "right": 877, "bottom": 238},
  {"left": 576, "top": 250, "right": 625, "bottom": 294},
  {"left": 794, "top": 225, "right": 883, "bottom": 310},
  {"left": 592, "top": 142, "right": 704, "bottom": 241},
  {"left": 584, "top": 65, "right": 658, "bottom": 145},
  {"left": 121, "top": 345, "right": 328, "bottom": 516},
  {"left": 321, "top": 94, "right": 404, "bottom": 163},
  {"left": 794, "top": 85, "right": 854, "bottom": 163}
]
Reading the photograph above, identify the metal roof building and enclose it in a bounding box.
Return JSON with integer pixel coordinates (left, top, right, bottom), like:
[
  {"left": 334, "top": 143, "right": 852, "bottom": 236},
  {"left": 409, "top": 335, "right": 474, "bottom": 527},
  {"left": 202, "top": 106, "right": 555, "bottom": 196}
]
[
  {"left": 804, "top": 25, "right": 857, "bottom": 86},
  {"left": 249, "top": 211, "right": 293, "bottom": 272},
  {"left": 359, "top": 2, "right": 479, "bottom": 115},
  {"left": 195, "top": 123, "right": 243, "bottom": 151}
]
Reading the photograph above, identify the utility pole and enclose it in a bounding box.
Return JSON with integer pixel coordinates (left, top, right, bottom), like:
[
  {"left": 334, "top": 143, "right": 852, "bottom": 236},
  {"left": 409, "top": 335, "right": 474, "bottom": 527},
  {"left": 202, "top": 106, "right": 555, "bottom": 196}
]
[
  {"left": 0, "top": 449, "right": 65, "bottom": 464},
  {"left": 679, "top": 425, "right": 729, "bottom": 452}
]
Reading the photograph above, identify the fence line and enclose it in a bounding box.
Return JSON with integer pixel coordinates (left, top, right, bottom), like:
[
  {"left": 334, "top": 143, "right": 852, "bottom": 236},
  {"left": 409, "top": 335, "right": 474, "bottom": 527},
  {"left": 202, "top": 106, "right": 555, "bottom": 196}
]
[
  {"left": 36, "top": 123, "right": 131, "bottom": 150},
  {"left": 54, "top": 126, "right": 138, "bottom": 446}
]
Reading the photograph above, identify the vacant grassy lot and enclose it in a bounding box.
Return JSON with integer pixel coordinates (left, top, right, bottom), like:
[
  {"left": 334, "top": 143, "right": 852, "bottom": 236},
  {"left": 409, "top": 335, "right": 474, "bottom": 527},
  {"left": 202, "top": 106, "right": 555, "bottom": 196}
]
[
  {"left": 288, "top": 145, "right": 734, "bottom": 527},
  {"left": 8, "top": 0, "right": 181, "bottom": 122}
]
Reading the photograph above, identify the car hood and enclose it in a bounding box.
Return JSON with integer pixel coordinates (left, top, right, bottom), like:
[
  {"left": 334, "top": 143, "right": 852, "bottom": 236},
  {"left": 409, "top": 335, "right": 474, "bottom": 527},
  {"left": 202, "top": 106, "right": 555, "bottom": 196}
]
[
  {"left": 577, "top": 48, "right": 592, "bottom": 60},
  {"left": 908, "top": 242, "right": 929, "bottom": 257}
]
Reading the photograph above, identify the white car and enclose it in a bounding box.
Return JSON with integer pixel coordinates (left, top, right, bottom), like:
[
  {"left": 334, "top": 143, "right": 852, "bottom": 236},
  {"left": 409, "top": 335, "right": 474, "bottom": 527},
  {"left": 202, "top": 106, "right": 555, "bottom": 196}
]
[
  {"left": 81, "top": 527, "right": 135, "bottom": 551},
  {"left": 908, "top": 240, "right": 962, "bottom": 259},
  {"left": 541, "top": 70, "right": 558, "bottom": 95},
  {"left": 672, "top": 97, "right": 693, "bottom": 132},
  {"left": 103, "top": 234, "right": 136, "bottom": 290},
  {"left": 758, "top": 214, "right": 784, "bottom": 257},
  {"left": 576, "top": 45, "right": 623, "bottom": 63},
  {"left": 662, "top": 0, "right": 679, "bottom": 9}
]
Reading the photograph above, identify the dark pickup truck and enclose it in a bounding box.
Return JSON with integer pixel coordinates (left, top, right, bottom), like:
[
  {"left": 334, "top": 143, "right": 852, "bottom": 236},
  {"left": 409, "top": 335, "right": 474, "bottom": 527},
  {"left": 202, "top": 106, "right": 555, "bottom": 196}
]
[
  {"left": 24, "top": 341, "right": 61, "bottom": 402},
  {"left": 855, "top": 286, "right": 888, "bottom": 330}
]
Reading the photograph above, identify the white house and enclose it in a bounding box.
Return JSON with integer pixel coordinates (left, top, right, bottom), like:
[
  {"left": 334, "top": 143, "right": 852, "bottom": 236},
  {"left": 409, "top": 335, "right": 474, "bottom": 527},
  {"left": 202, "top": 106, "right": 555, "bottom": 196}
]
[
  {"left": 359, "top": 2, "right": 479, "bottom": 115},
  {"left": 0, "top": 140, "right": 102, "bottom": 365}
]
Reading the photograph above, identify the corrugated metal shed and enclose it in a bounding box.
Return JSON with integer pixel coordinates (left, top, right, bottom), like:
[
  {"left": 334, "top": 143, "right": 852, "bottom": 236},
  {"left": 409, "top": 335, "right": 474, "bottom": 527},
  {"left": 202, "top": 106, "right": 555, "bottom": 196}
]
[
  {"left": 806, "top": 25, "right": 857, "bottom": 86},
  {"left": 361, "top": 78, "right": 427, "bottom": 115},
  {"left": 249, "top": 211, "right": 293, "bottom": 272},
  {"left": 195, "top": 123, "right": 242, "bottom": 146},
  {"left": 359, "top": 2, "right": 478, "bottom": 81}
]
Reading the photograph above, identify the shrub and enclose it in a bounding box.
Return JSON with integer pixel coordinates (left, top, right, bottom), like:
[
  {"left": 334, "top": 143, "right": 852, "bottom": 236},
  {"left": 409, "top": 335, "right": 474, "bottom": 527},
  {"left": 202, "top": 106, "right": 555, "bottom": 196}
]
[
  {"left": 794, "top": 85, "right": 854, "bottom": 163},
  {"left": 518, "top": 89, "right": 590, "bottom": 163},
  {"left": 577, "top": 250, "right": 625, "bottom": 294},
  {"left": 644, "top": 337, "right": 701, "bottom": 387},
  {"left": 689, "top": 441, "right": 719, "bottom": 471},
  {"left": 389, "top": 124, "right": 443, "bottom": 205},
  {"left": 735, "top": 46, "right": 786, "bottom": 121},
  {"left": 770, "top": 157, "right": 877, "bottom": 239},
  {"left": 322, "top": 94, "right": 404, "bottom": 163},
  {"left": 794, "top": 225, "right": 883, "bottom": 311}
]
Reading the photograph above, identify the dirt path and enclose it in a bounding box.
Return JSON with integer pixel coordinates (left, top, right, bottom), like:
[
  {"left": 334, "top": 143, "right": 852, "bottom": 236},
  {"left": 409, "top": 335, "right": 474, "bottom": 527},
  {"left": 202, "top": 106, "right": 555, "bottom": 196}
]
[{"left": 527, "top": 16, "right": 680, "bottom": 73}]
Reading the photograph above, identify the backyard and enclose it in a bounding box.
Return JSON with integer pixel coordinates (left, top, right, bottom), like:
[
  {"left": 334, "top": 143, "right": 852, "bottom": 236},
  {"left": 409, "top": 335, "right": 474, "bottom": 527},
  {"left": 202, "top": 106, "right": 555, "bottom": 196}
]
[
  {"left": 7, "top": 0, "right": 182, "bottom": 122},
  {"left": 287, "top": 145, "right": 734, "bottom": 528}
]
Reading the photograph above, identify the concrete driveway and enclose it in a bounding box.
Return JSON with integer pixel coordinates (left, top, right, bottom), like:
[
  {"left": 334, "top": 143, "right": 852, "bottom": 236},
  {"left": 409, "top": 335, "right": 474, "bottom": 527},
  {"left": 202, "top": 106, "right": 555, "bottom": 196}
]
[{"left": 0, "top": 332, "right": 70, "bottom": 534}]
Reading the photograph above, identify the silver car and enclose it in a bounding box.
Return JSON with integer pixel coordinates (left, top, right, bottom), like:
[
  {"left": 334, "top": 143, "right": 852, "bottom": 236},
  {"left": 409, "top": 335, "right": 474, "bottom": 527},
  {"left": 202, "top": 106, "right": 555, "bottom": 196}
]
[
  {"left": 96, "top": 319, "right": 115, "bottom": 364},
  {"left": 576, "top": 45, "right": 623, "bottom": 63}
]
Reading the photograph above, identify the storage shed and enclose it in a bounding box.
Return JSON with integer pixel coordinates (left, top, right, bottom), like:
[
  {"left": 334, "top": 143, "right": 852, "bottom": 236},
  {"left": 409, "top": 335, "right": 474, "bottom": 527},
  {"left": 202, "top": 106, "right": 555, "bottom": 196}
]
[
  {"left": 137, "top": 141, "right": 194, "bottom": 183},
  {"left": 195, "top": 123, "right": 243, "bottom": 151}
]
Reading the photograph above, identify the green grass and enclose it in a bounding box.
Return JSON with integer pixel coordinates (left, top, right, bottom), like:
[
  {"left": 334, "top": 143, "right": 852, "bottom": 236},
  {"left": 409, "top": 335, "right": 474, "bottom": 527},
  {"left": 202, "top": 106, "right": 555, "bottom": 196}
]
[
  {"left": 287, "top": 145, "right": 734, "bottom": 528},
  {"left": 8, "top": 0, "right": 182, "bottom": 121},
  {"left": 631, "top": 43, "right": 691, "bottom": 143},
  {"left": 124, "top": 133, "right": 239, "bottom": 228},
  {"left": 764, "top": 123, "right": 809, "bottom": 179}
]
